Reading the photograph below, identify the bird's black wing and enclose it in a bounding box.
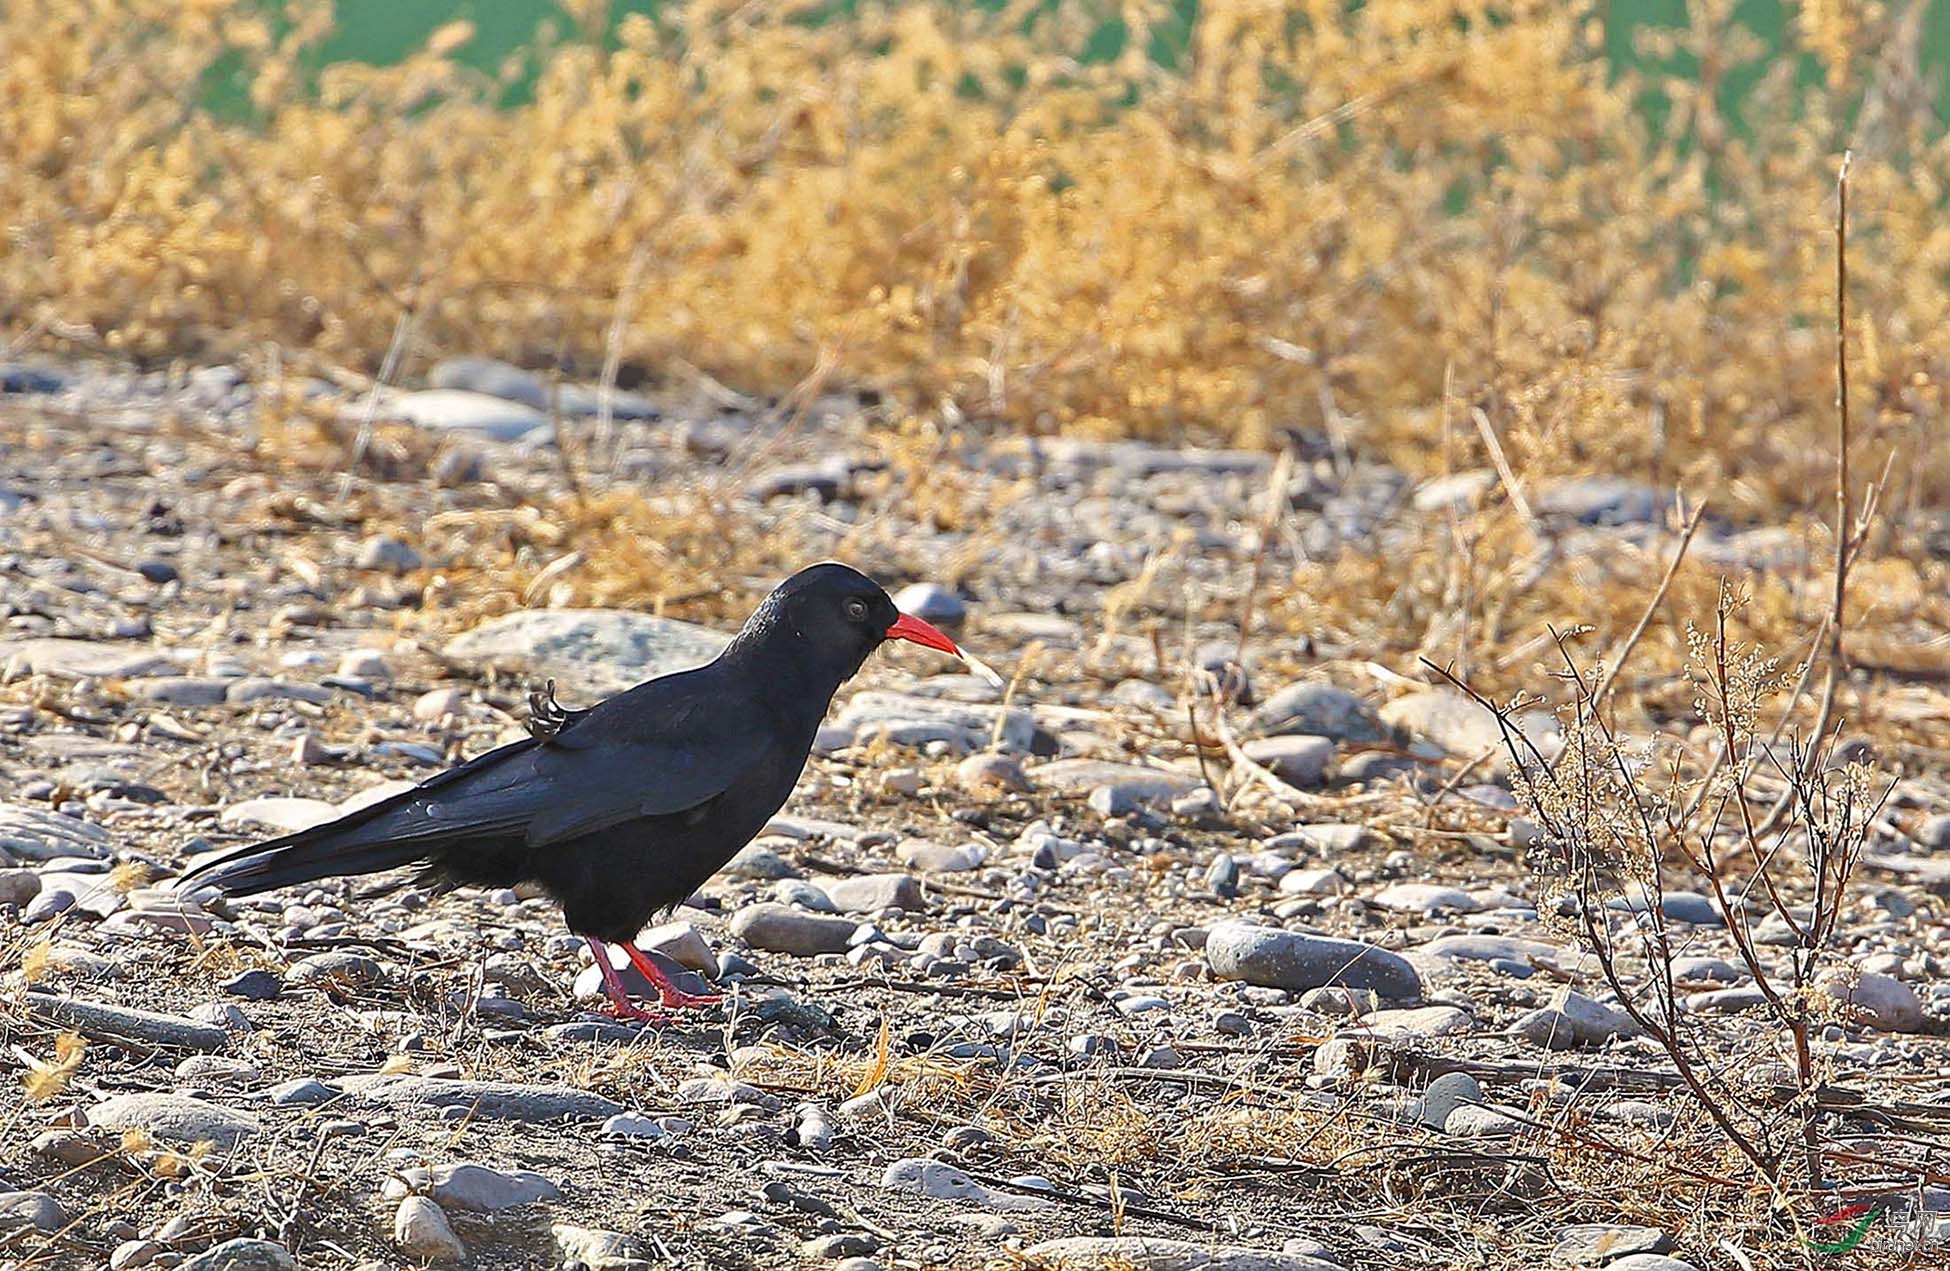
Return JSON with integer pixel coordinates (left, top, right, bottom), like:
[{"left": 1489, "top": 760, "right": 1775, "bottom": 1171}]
[{"left": 178, "top": 670, "right": 767, "bottom": 894}]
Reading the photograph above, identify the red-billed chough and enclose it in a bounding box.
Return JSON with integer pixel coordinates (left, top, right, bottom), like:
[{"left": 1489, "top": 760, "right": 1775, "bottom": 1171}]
[{"left": 175, "top": 563, "right": 974, "bottom": 1020}]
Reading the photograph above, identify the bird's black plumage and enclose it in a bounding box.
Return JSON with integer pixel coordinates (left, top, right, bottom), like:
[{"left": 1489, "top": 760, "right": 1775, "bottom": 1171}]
[{"left": 176, "top": 564, "right": 947, "bottom": 957}]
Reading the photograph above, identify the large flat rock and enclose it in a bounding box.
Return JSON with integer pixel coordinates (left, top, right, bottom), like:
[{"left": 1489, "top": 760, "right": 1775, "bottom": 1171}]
[
  {"left": 337, "top": 1074, "right": 623, "bottom": 1121},
  {"left": 443, "top": 609, "right": 727, "bottom": 699}
]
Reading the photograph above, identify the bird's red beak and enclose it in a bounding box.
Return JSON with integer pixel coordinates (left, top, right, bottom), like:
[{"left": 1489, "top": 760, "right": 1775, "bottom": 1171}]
[{"left": 885, "top": 612, "right": 963, "bottom": 658}]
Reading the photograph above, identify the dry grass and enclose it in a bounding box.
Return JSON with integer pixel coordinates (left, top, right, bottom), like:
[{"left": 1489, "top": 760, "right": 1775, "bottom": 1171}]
[{"left": 2, "top": 1, "right": 1946, "bottom": 515}]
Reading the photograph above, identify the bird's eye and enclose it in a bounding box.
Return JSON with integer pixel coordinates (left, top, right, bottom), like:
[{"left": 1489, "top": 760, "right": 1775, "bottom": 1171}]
[{"left": 844, "top": 598, "right": 869, "bottom": 622}]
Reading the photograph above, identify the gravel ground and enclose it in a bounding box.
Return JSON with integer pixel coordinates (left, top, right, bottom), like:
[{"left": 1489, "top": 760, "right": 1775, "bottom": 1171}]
[{"left": 2, "top": 358, "right": 1947, "bottom": 1270}]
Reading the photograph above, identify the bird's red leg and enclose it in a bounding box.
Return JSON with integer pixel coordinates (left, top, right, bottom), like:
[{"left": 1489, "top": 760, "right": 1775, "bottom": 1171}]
[
  {"left": 583, "top": 936, "right": 665, "bottom": 1023},
  {"left": 621, "top": 942, "right": 723, "bottom": 1010}
]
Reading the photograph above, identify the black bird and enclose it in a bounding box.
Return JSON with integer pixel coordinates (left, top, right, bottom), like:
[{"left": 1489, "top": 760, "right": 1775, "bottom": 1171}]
[{"left": 176, "top": 563, "right": 971, "bottom": 1020}]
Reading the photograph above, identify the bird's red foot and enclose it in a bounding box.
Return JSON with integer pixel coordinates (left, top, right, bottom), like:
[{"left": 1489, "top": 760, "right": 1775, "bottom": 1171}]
[
  {"left": 595, "top": 998, "right": 669, "bottom": 1025},
  {"left": 622, "top": 942, "right": 724, "bottom": 1011}
]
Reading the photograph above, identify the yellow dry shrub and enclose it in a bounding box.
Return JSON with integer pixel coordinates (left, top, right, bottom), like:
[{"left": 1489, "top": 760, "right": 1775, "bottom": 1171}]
[{"left": 1, "top": 0, "right": 1946, "bottom": 515}]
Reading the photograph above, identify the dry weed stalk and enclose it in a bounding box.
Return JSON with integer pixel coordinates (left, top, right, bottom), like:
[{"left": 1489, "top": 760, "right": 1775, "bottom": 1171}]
[{"left": 1431, "top": 593, "right": 1896, "bottom": 1201}]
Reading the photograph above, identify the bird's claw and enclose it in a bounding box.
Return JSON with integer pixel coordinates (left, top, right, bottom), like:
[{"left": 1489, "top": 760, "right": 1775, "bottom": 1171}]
[{"left": 595, "top": 999, "right": 669, "bottom": 1025}]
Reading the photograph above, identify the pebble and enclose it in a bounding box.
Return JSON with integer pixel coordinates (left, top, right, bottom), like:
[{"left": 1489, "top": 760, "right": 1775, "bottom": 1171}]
[
  {"left": 1412, "top": 1071, "right": 1483, "bottom": 1130},
  {"left": 1513, "top": 991, "right": 1639, "bottom": 1049},
  {"left": 956, "top": 752, "right": 1031, "bottom": 792},
  {"left": 832, "top": 691, "right": 1035, "bottom": 754},
  {"left": 879, "top": 1158, "right": 1051, "bottom": 1211},
  {"left": 394, "top": 1161, "right": 562, "bottom": 1211},
  {"left": 0, "top": 801, "right": 113, "bottom": 861},
  {"left": 85, "top": 1093, "right": 259, "bottom": 1148},
  {"left": 1241, "top": 735, "right": 1336, "bottom": 786},
  {"left": 427, "top": 355, "right": 549, "bottom": 408},
  {"left": 635, "top": 920, "right": 719, "bottom": 974},
  {"left": 0, "top": 1190, "right": 65, "bottom": 1232},
  {"left": 1205, "top": 923, "right": 1422, "bottom": 999},
  {"left": 180, "top": 1240, "right": 299, "bottom": 1271},
  {"left": 221, "top": 969, "right": 283, "bottom": 1000},
  {"left": 286, "top": 950, "right": 386, "bottom": 990},
  {"left": 822, "top": 873, "right": 924, "bottom": 912},
  {"left": 1817, "top": 969, "right": 1926, "bottom": 1032},
  {"left": 413, "top": 688, "right": 467, "bottom": 721},
  {"left": 552, "top": 1223, "right": 649, "bottom": 1268},
  {"left": 1550, "top": 1224, "right": 1675, "bottom": 1264},
  {"left": 1280, "top": 867, "right": 1350, "bottom": 896},
  {"left": 443, "top": 608, "right": 726, "bottom": 700},
  {"left": 382, "top": 388, "right": 551, "bottom": 442},
  {"left": 1372, "top": 882, "right": 1481, "bottom": 915},
  {"left": 26, "top": 993, "right": 232, "bottom": 1051},
  {"left": 1035, "top": 759, "right": 1202, "bottom": 802},
  {"left": 896, "top": 839, "right": 987, "bottom": 872},
  {"left": 1023, "top": 1237, "right": 1344, "bottom": 1271},
  {"left": 891, "top": 582, "right": 966, "bottom": 625},
  {"left": 1251, "top": 682, "right": 1388, "bottom": 744},
  {"left": 393, "top": 1196, "right": 465, "bottom": 1263},
  {"left": 731, "top": 904, "right": 859, "bottom": 956},
  {"left": 335, "top": 1073, "right": 623, "bottom": 1120}
]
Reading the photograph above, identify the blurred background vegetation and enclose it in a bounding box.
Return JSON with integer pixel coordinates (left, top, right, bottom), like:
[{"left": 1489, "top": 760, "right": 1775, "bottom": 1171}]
[{"left": 3, "top": 1, "right": 1946, "bottom": 521}]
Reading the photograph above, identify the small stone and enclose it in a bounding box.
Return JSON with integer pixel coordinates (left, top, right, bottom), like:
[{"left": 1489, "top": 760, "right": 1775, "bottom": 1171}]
[
  {"left": 552, "top": 1223, "right": 649, "bottom": 1269},
  {"left": 174, "top": 1055, "right": 262, "bottom": 1086},
  {"left": 393, "top": 1196, "right": 465, "bottom": 1263},
  {"left": 635, "top": 921, "right": 719, "bottom": 975},
  {"left": 419, "top": 1161, "right": 562, "bottom": 1211},
  {"left": 730, "top": 904, "right": 859, "bottom": 956},
  {"left": 1372, "top": 882, "right": 1481, "bottom": 915},
  {"left": 891, "top": 582, "right": 966, "bottom": 626},
  {"left": 896, "top": 839, "right": 987, "bottom": 873},
  {"left": 1817, "top": 970, "right": 1926, "bottom": 1032},
  {"left": 1036, "top": 759, "right": 1202, "bottom": 802},
  {"left": 1251, "top": 682, "right": 1388, "bottom": 744},
  {"left": 956, "top": 752, "right": 1031, "bottom": 793},
  {"left": 414, "top": 688, "right": 467, "bottom": 722},
  {"left": 85, "top": 1093, "right": 259, "bottom": 1148},
  {"left": 111, "top": 1239, "right": 166, "bottom": 1269},
  {"left": 1413, "top": 1072, "right": 1483, "bottom": 1130},
  {"left": 1354, "top": 1005, "right": 1473, "bottom": 1039},
  {"left": 180, "top": 1239, "right": 299, "bottom": 1271},
  {"left": 427, "top": 356, "right": 548, "bottom": 409},
  {"left": 265, "top": 1078, "right": 342, "bottom": 1107},
  {"left": 1241, "top": 736, "right": 1336, "bottom": 787},
  {"left": 1205, "top": 923, "right": 1422, "bottom": 1000},
  {"left": 1550, "top": 1224, "right": 1676, "bottom": 1265},
  {"left": 221, "top": 969, "right": 283, "bottom": 1001},
  {"left": 336, "top": 648, "right": 390, "bottom": 679},
  {"left": 880, "top": 1158, "right": 1051, "bottom": 1211},
  {"left": 1514, "top": 991, "right": 1639, "bottom": 1049},
  {"left": 1022, "top": 1236, "right": 1343, "bottom": 1271},
  {"left": 1444, "top": 1104, "right": 1528, "bottom": 1138},
  {"left": 0, "top": 1191, "right": 65, "bottom": 1233},
  {"left": 1915, "top": 813, "right": 1950, "bottom": 851},
  {"left": 1, "top": 869, "right": 44, "bottom": 906},
  {"left": 823, "top": 874, "right": 924, "bottom": 913},
  {"left": 286, "top": 950, "right": 385, "bottom": 990},
  {"left": 384, "top": 389, "right": 550, "bottom": 442},
  {"left": 1206, "top": 852, "right": 1240, "bottom": 897},
  {"left": 336, "top": 1073, "right": 622, "bottom": 1120}
]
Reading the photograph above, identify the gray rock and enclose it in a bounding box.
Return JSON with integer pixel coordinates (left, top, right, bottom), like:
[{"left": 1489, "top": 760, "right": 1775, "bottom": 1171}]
[
  {"left": 1241, "top": 736, "right": 1336, "bottom": 787},
  {"left": 831, "top": 691, "right": 1034, "bottom": 754},
  {"left": 1550, "top": 1224, "right": 1676, "bottom": 1265},
  {"left": 1534, "top": 476, "right": 1667, "bottom": 526},
  {"left": 1022, "top": 1236, "right": 1344, "bottom": 1271},
  {"left": 751, "top": 459, "right": 850, "bottom": 502},
  {"left": 896, "top": 839, "right": 987, "bottom": 872},
  {"left": 0, "top": 803, "right": 112, "bottom": 861},
  {"left": 0, "top": 1191, "right": 65, "bottom": 1233},
  {"left": 955, "top": 752, "right": 1031, "bottom": 793},
  {"left": 0, "top": 869, "right": 42, "bottom": 907},
  {"left": 412, "top": 1161, "right": 562, "bottom": 1211},
  {"left": 880, "top": 1158, "right": 1052, "bottom": 1212},
  {"left": 180, "top": 1239, "right": 299, "bottom": 1271},
  {"left": 1444, "top": 1104, "right": 1528, "bottom": 1138},
  {"left": 383, "top": 388, "right": 551, "bottom": 441},
  {"left": 0, "top": 639, "right": 173, "bottom": 679},
  {"left": 1514, "top": 991, "right": 1639, "bottom": 1049},
  {"left": 356, "top": 534, "right": 423, "bottom": 573},
  {"left": 444, "top": 608, "right": 726, "bottom": 699},
  {"left": 822, "top": 874, "right": 924, "bottom": 913},
  {"left": 1600, "top": 1259, "right": 1698, "bottom": 1271},
  {"left": 215, "top": 796, "right": 337, "bottom": 835},
  {"left": 337, "top": 1074, "right": 623, "bottom": 1120},
  {"left": 730, "top": 904, "right": 858, "bottom": 956},
  {"left": 86, "top": 1093, "right": 260, "bottom": 1148},
  {"left": 174, "top": 1055, "right": 262, "bottom": 1086},
  {"left": 221, "top": 969, "right": 283, "bottom": 1000},
  {"left": 127, "top": 676, "right": 232, "bottom": 706},
  {"left": 223, "top": 677, "right": 334, "bottom": 705},
  {"left": 635, "top": 921, "right": 718, "bottom": 975},
  {"left": 1037, "top": 759, "right": 1202, "bottom": 802},
  {"left": 428, "top": 356, "right": 549, "bottom": 409},
  {"left": 393, "top": 1196, "right": 465, "bottom": 1263},
  {"left": 286, "top": 950, "right": 385, "bottom": 990},
  {"left": 1413, "top": 1072, "right": 1483, "bottom": 1130},
  {"left": 552, "top": 1223, "right": 650, "bottom": 1270},
  {"left": 1818, "top": 970, "right": 1926, "bottom": 1032},
  {"left": 1205, "top": 924, "right": 1421, "bottom": 1000},
  {"left": 26, "top": 992, "right": 231, "bottom": 1051},
  {"left": 1372, "top": 883, "right": 1481, "bottom": 915},
  {"left": 725, "top": 841, "right": 799, "bottom": 880},
  {"left": 1915, "top": 813, "right": 1950, "bottom": 851},
  {"left": 1251, "top": 683, "right": 1387, "bottom": 744},
  {"left": 263, "top": 1078, "right": 342, "bottom": 1107},
  {"left": 1353, "top": 1006, "right": 1473, "bottom": 1039},
  {"left": 1379, "top": 690, "right": 1503, "bottom": 759},
  {"left": 891, "top": 582, "right": 966, "bottom": 626}
]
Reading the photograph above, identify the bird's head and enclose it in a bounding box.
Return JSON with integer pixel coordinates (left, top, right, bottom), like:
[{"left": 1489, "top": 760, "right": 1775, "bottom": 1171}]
[{"left": 739, "top": 562, "right": 977, "bottom": 689}]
